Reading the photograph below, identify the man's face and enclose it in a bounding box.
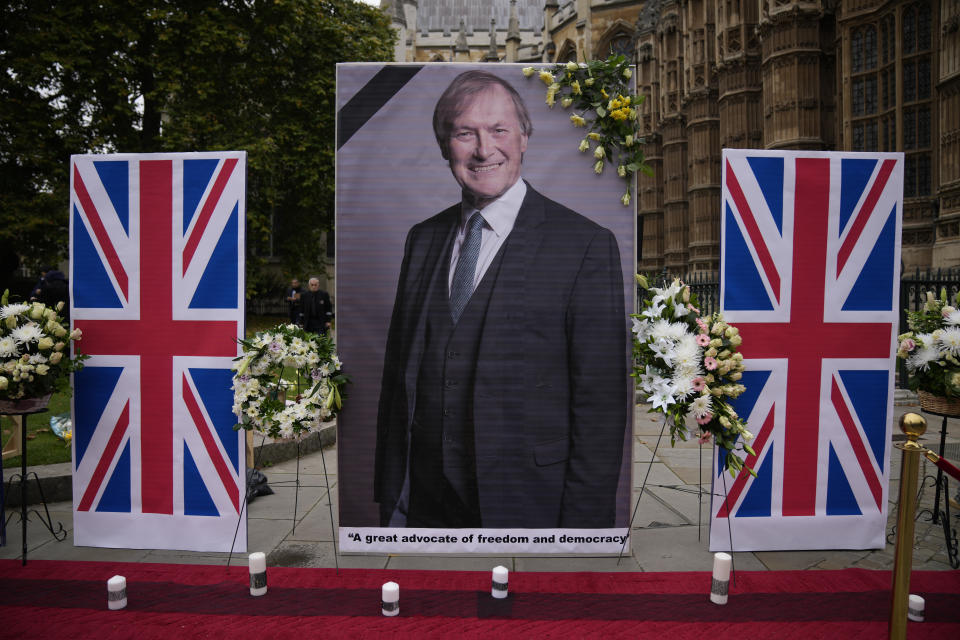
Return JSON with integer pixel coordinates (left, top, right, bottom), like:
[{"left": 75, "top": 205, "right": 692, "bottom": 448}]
[
  {"left": 308, "top": 280, "right": 319, "bottom": 291},
  {"left": 447, "top": 85, "right": 528, "bottom": 209},
  {"left": 291, "top": 279, "right": 300, "bottom": 288}
]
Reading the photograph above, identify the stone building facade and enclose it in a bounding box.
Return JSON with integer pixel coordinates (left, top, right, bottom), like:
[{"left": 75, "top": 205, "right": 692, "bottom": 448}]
[{"left": 381, "top": 0, "right": 957, "bottom": 274}]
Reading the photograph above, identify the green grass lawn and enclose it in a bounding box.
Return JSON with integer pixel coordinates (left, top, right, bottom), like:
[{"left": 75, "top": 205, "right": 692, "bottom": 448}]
[{"left": 1, "top": 315, "right": 289, "bottom": 470}]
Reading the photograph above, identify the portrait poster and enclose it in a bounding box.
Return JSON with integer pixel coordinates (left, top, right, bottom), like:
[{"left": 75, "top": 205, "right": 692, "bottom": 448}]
[
  {"left": 712, "top": 150, "right": 902, "bottom": 551},
  {"left": 335, "top": 63, "right": 635, "bottom": 554}
]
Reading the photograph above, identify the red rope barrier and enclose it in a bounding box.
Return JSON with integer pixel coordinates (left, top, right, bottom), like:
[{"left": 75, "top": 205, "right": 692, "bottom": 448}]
[{"left": 933, "top": 455, "right": 960, "bottom": 483}]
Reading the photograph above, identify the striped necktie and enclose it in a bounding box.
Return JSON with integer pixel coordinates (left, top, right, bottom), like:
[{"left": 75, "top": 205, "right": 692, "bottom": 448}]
[{"left": 449, "top": 212, "right": 485, "bottom": 323}]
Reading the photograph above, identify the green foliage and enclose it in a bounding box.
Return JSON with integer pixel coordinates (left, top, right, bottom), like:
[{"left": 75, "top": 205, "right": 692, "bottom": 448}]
[{"left": 1, "top": 0, "right": 395, "bottom": 287}]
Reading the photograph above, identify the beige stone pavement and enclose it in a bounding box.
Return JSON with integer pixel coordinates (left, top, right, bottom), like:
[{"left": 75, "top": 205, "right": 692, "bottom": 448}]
[{"left": 2, "top": 398, "right": 959, "bottom": 574}]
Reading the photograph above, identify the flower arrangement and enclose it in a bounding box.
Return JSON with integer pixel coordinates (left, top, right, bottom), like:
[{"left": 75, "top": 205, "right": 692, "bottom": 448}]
[
  {"left": 232, "top": 323, "right": 348, "bottom": 440},
  {"left": 632, "top": 276, "right": 756, "bottom": 476},
  {"left": 522, "top": 55, "right": 651, "bottom": 206},
  {"left": 0, "top": 289, "right": 87, "bottom": 404},
  {"left": 897, "top": 288, "right": 960, "bottom": 398}
]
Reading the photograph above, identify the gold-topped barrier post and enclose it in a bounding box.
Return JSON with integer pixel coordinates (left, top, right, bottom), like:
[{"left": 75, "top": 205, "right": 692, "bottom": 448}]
[{"left": 889, "top": 412, "right": 926, "bottom": 639}]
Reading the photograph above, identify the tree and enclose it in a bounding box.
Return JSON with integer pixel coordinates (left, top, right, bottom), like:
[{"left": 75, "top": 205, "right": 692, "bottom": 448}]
[{"left": 0, "top": 0, "right": 395, "bottom": 292}]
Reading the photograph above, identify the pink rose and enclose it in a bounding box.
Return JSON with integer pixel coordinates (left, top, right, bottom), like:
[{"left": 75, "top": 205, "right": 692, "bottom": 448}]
[{"left": 901, "top": 338, "right": 916, "bottom": 351}]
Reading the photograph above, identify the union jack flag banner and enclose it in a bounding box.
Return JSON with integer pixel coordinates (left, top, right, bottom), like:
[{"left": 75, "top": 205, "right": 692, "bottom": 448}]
[
  {"left": 712, "top": 149, "right": 903, "bottom": 551},
  {"left": 69, "top": 152, "right": 246, "bottom": 552}
]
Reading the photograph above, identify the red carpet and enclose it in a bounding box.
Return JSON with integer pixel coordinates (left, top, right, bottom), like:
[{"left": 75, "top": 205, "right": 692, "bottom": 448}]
[{"left": 1, "top": 560, "right": 958, "bottom": 638}]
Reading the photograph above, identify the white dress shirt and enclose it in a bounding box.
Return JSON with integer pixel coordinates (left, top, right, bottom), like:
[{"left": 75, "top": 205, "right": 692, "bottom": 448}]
[{"left": 448, "top": 178, "right": 526, "bottom": 295}]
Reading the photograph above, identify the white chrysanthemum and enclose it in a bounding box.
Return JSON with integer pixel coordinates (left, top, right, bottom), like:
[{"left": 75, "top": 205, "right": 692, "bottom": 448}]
[
  {"left": 665, "top": 322, "right": 687, "bottom": 341},
  {"left": 0, "top": 336, "right": 18, "bottom": 358},
  {"left": 672, "top": 336, "right": 701, "bottom": 376},
  {"left": 649, "top": 319, "right": 673, "bottom": 342},
  {"left": 28, "top": 353, "right": 47, "bottom": 364},
  {"left": 0, "top": 303, "right": 29, "bottom": 319},
  {"left": 946, "top": 310, "right": 960, "bottom": 326},
  {"left": 907, "top": 345, "right": 940, "bottom": 372},
  {"left": 691, "top": 393, "right": 713, "bottom": 419},
  {"left": 938, "top": 327, "right": 960, "bottom": 356},
  {"left": 671, "top": 372, "right": 696, "bottom": 399},
  {"left": 10, "top": 322, "right": 43, "bottom": 344}
]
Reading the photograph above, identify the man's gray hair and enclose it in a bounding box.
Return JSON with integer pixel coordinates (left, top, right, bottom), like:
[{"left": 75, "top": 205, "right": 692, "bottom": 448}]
[{"left": 432, "top": 71, "right": 534, "bottom": 160}]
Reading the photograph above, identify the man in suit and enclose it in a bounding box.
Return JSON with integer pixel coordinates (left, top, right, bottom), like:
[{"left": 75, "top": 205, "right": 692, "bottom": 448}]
[
  {"left": 301, "top": 277, "right": 333, "bottom": 335},
  {"left": 375, "top": 70, "right": 627, "bottom": 529}
]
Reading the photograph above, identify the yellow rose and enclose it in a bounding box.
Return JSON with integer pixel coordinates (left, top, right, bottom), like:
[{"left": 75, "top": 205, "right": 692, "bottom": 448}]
[
  {"left": 730, "top": 372, "right": 742, "bottom": 381},
  {"left": 538, "top": 70, "right": 554, "bottom": 86},
  {"left": 566, "top": 61, "right": 578, "bottom": 71},
  {"left": 38, "top": 337, "right": 54, "bottom": 350},
  {"left": 36, "top": 364, "right": 50, "bottom": 376},
  {"left": 54, "top": 324, "right": 67, "bottom": 337},
  {"left": 578, "top": 139, "right": 590, "bottom": 152},
  {"left": 593, "top": 145, "right": 605, "bottom": 159},
  {"left": 584, "top": 77, "right": 594, "bottom": 87},
  {"left": 70, "top": 328, "right": 82, "bottom": 340},
  {"left": 588, "top": 132, "right": 601, "bottom": 141},
  {"left": 561, "top": 96, "right": 573, "bottom": 108},
  {"left": 594, "top": 160, "right": 604, "bottom": 174},
  {"left": 522, "top": 66, "right": 535, "bottom": 77},
  {"left": 29, "top": 303, "right": 44, "bottom": 320},
  {"left": 625, "top": 134, "right": 634, "bottom": 146},
  {"left": 43, "top": 308, "right": 56, "bottom": 321},
  {"left": 570, "top": 114, "right": 586, "bottom": 127},
  {"left": 54, "top": 341, "right": 65, "bottom": 351},
  {"left": 622, "top": 96, "right": 631, "bottom": 106},
  {"left": 621, "top": 191, "right": 631, "bottom": 206},
  {"left": 571, "top": 80, "right": 581, "bottom": 95},
  {"left": 729, "top": 335, "right": 742, "bottom": 347},
  {"left": 617, "top": 165, "right": 626, "bottom": 178},
  {"left": 0, "top": 376, "right": 7, "bottom": 390},
  {"left": 623, "top": 68, "right": 632, "bottom": 79},
  {"left": 49, "top": 351, "right": 63, "bottom": 364},
  {"left": 4, "top": 316, "right": 15, "bottom": 329}
]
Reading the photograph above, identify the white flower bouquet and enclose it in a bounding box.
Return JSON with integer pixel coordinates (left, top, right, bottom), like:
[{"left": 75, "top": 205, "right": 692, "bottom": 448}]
[
  {"left": 232, "top": 323, "right": 348, "bottom": 440},
  {"left": 0, "top": 289, "right": 87, "bottom": 405},
  {"left": 897, "top": 288, "right": 960, "bottom": 399},
  {"left": 632, "top": 276, "right": 756, "bottom": 476}
]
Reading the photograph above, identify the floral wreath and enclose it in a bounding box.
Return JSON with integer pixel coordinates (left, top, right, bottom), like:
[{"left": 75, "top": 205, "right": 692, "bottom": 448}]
[
  {"left": 897, "top": 288, "right": 960, "bottom": 397},
  {"left": 632, "top": 276, "right": 756, "bottom": 476},
  {"left": 0, "top": 289, "right": 87, "bottom": 401},
  {"left": 232, "top": 324, "right": 348, "bottom": 440},
  {"left": 522, "top": 54, "right": 651, "bottom": 206}
]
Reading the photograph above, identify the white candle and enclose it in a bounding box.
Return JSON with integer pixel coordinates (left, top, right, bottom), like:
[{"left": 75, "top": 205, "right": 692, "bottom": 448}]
[
  {"left": 491, "top": 566, "right": 509, "bottom": 599},
  {"left": 710, "top": 552, "right": 732, "bottom": 605},
  {"left": 249, "top": 552, "right": 267, "bottom": 597},
  {"left": 107, "top": 575, "right": 127, "bottom": 610},
  {"left": 908, "top": 594, "right": 925, "bottom": 622},
  {"left": 382, "top": 581, "right": 399, "bottom": 617}
]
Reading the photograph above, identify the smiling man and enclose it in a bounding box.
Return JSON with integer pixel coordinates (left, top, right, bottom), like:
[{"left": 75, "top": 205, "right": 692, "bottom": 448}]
[{"left": 375, "top": 70, "right": 628, "bottom": 530}]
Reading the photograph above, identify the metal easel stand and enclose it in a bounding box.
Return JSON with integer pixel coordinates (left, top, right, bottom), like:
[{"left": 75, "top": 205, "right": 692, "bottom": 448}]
[
  {"left": 914, "top": 409, "right": 959, "bottom": 568},
  {"left": 0, "top": 407, "right": 67, "bottom": 566}
]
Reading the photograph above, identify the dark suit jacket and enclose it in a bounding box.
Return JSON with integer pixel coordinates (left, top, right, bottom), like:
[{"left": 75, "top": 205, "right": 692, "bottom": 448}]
[
  {"left": 375, "top": 184, "right": 628, "bottom": 528},
  {"left": 301, "top": 289, "right": 333, "bottom": 334}
]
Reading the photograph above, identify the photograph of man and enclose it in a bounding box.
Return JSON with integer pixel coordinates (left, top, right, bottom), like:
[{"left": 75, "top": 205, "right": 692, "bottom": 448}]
[
  {"left": 301, "top": 277, "right": 333, "bottom": 335},
  {"left": 375, "top": 71, "right": 628, "bottom": 530}
]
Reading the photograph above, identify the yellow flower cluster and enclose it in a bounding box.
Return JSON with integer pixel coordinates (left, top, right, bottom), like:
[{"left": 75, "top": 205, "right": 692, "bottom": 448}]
[{"left": 607, "top": 95, "right": 634, "bottom": 121}]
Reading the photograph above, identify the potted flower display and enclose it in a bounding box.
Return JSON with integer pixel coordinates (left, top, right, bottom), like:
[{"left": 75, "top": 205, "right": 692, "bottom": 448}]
[
  {"left": 897, "top": 288, "right": 960, "bottom": 415},
  {"left": 633, "top": 276, "right": 756, "bottom": 476},
  {"left": 232, "top": 323, "right": 348, "bottom": 440},
  {"left": 0, "top": 289, "right": 87, "bottom": 412}
]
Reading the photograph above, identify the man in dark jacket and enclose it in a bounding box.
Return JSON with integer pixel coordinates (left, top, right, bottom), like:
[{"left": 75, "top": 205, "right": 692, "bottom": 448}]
[{"left": 301, "top": 277, "right": 333, "bottom": 335}]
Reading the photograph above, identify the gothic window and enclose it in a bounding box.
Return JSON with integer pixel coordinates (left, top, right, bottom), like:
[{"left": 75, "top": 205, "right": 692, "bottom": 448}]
[
  {"left": 609, "top": 34, "right": 633, "bottom": 58},
  {"left": 901, "top": 2, "right": 933, "bottom": 197},
  {"left": 849, "top": 25, "right": 878, "bottom": 150}
]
